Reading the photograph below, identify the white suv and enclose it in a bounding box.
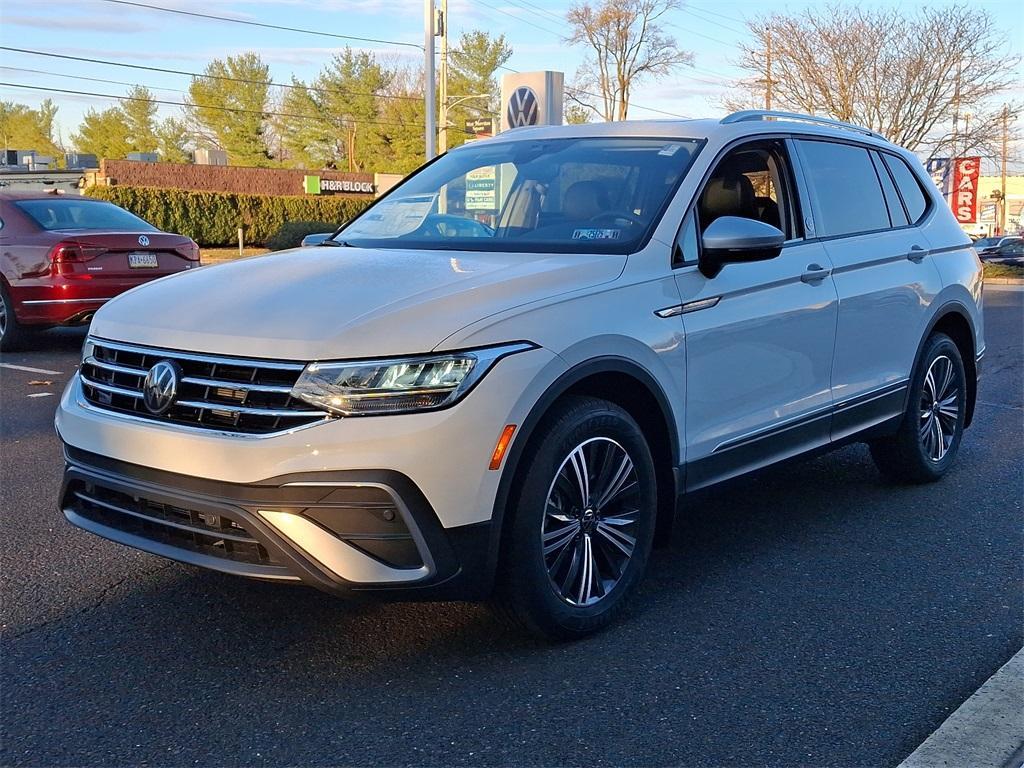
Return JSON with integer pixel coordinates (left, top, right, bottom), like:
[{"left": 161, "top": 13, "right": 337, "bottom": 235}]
[{"left": 57, "top": 111, "right": 984, "bottom": 639}]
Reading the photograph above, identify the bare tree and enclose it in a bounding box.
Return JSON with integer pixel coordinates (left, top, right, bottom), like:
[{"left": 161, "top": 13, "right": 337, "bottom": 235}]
[
  {"left": 731, "top": 5, "right": 1019, "bottom": 158},
  {"left": 566, "top": 0, "right": 691, "bottom": 121}
]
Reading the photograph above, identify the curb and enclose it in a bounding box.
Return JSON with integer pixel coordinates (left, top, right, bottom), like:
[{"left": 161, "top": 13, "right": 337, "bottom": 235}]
[
  {"left": 897, "top": 648, "right": 1024, "bottom": 768},
  {"left": 985, "top": 278, "right": 1024, "bottom": 285}
]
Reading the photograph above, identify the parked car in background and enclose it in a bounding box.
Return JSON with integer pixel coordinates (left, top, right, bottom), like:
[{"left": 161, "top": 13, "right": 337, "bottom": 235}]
[
  {"left": 973, "top": 235, "right": 1022, "bottom": 258},
  {"left": 57, "top": 112, "right": 983, "bottom": 640},
  {"left": 989, "top": 238, "right": 1024, "bottom": 259},
  {"left": 0, "top": 192, "right": 200, "bottom": 351}
]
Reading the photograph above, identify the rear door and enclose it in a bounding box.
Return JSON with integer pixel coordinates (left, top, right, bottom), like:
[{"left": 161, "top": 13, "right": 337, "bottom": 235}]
[
  {"left": 673, "top": 139, "right": 839, "bottom": 490},
  {"left": 792, "top": 138, "right": 943, "bottom": 441}
]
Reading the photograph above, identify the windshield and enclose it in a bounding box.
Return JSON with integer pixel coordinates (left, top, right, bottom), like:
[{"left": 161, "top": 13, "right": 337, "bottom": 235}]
[
  {"left": 337, "top": 136, "right": 702, "bottom": 253},
  {"left": 16, "top": 198, "right": 157, "bottom": 232}
]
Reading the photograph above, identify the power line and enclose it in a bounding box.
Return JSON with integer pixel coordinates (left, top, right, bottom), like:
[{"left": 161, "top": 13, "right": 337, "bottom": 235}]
[
  {"left": 475, "top": 0, "right": 565, "bottom": 37},
  {"left": 683, "top": 5, "right": 747, "bottom": 26},
  {"left": 678, "top": 7, "right": 746, "bottom": 34},
  {"left": 498, "top": 64, "right": 691, "bottom": 119},
  {"left": 500, "top": 0, "right": 565, "bottom": 25},
  {"left": 0, "top": 82, "right": 454, "bottom": 131},
  {"left": 96, "top": 0, "right": 422, "bottom": 50},
  {"left": 1, "top": 66, "right": 189, "bottom": 95},
  {"left": 0, "top": 47, "right": 423, "bottom": 103}
]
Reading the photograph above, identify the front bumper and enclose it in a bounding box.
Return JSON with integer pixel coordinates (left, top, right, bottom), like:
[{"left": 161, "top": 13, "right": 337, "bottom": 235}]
[{"left": 60, "top": 446, "right": 492, "bottom": 598}]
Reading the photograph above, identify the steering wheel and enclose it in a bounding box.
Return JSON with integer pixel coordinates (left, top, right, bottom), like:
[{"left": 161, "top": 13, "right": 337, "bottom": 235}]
[{"left": 589, "top": 211, "right": 645, "bottom": 227}]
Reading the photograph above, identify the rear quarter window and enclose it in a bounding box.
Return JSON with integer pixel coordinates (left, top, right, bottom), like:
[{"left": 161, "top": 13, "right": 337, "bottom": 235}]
[
  {"left": 882, "top": 154, "right": 929, "bottom": 223},
  {"left": 797, "top": 140, "right": 890, "bottom": 238}
]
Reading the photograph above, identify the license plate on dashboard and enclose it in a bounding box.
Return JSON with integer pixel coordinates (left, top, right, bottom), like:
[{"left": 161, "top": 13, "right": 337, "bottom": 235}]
[{"left": 128, "top": 251, "right": 159, "bottom": 269}]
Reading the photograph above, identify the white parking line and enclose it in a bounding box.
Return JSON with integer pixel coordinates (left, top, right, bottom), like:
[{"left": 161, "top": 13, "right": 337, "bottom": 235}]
[
  {"left": 0, "top": 363, "right": 63, "bottom": 376},
  {"left": 897, "top": 648, "right": 1024, "bottom": 768}
]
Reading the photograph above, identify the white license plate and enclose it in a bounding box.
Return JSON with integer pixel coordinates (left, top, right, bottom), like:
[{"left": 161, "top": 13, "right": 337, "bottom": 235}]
[{"left": 128, "top": 251, "right": 159, "bottom": 269}]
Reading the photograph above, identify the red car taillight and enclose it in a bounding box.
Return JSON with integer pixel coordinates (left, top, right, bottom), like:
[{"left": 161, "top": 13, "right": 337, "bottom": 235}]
[
  {"left": 175, "top": 241, "right": 201, "bottom": 262},
  {"left": 50, "top": 242, "right": 87, "bottom": 263},
  {"left": 49, "top": 241, "right": 103, "bottom": 277}
]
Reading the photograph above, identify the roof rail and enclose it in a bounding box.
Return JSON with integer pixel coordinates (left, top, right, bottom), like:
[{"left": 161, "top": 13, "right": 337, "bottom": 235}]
[{"left": 720, "top": 110, "right": 884, "bottom": 140}]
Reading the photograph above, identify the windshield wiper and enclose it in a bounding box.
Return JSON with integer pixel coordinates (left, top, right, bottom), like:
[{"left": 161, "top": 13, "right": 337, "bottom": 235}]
[{"left": 318, "top": 239, "right": 352, "bottom": 247}]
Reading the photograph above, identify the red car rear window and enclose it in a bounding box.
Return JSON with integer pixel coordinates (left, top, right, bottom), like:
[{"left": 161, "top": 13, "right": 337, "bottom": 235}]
[{"left": 15, "top": 199, "right": 157, "bottom": 232}]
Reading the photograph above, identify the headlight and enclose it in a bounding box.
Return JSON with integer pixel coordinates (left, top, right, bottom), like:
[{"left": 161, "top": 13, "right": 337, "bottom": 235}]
[{"left": 290, "top": 342, "right": 535, "bottom": 416}]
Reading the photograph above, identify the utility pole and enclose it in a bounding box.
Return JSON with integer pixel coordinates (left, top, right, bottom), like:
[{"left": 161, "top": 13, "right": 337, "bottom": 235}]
[
  {"left": 764, "top": 27, "right": 772, "bottom": 111},
  {"left": 1000, "top": 104, "right": 1009, "bottom": 236},
  {"left": 438, "top": 0, "right": 449, "bottom": 154},
  {"left": 424, "top": 0, "right": 436, "bottom": 160}
]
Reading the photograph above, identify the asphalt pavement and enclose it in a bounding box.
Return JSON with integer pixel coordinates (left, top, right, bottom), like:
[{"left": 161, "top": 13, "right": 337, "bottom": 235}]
[{"left": 2, "top": 287, "right": 1022, "bottom": 767}]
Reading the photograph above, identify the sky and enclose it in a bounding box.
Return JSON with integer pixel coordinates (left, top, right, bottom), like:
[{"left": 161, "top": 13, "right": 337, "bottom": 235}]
[{"left": 0, "top": 0, "right": 1021, "bottom": 173}]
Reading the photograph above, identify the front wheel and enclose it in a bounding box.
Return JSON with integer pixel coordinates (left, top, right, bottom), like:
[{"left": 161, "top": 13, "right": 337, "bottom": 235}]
[
  {"left": 493, "top": 396, "right": 658, "bottom": 640},
  {"left": 870, "top": 333, "right": 967, "bottom": 483}
]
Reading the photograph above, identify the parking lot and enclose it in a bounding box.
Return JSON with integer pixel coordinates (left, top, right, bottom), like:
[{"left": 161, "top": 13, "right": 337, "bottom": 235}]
[{"left": 1, "top": 287, "right": 1021, "bottom": 767}]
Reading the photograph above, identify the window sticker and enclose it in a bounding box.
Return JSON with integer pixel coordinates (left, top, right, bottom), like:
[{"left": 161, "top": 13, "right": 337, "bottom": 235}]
[
  {"left": 659, "top": 143, "right": 683, "bottom": 156},
  {"left": 572, "top": 228, "right": 621, "bottom": 240}
]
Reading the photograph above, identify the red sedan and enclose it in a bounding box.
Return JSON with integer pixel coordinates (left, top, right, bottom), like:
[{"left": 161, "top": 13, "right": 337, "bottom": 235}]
[{"left": 0, "top": 191, "right": 200, "bottom": 351}]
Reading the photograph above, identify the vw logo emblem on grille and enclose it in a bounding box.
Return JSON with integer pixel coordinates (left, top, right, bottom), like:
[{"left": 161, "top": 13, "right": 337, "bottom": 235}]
[
  {"left": 506, "top": 86, "right": 539, "bottom": 128},
  {"left": 143, "top": 360, "right": 180, "bottom": 414},
  {"left": 138, "top": 235, "right": 150, "bottom": 247}
]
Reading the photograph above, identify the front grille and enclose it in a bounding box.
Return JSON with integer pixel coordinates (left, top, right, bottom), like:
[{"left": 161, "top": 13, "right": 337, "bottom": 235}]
[
  {"left": 67, "top": 479, "right": 281, "bottom": 567},
  {"left": 80, "top": 339, "right": 326, "bottom": 435}
]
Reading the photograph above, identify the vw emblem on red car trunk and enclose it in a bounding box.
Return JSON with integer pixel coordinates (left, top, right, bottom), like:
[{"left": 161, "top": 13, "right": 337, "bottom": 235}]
[
  {"left": 143, "top": 360, "right": 180, "bottom": 414},
  {"left": 138, "top": 235, "right": 150, "bottom": 247}
]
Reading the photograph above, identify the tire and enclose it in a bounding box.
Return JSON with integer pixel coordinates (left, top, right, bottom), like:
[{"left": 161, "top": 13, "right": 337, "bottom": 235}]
[
  {"left": 0, "top": 281, "right": 27, "bottom": 353},
  {"left": 493, "top": 395, "right": 658, "bottom": 641},
  {"left": 869, "top": 333, "right": 967, "bottom": 483}
]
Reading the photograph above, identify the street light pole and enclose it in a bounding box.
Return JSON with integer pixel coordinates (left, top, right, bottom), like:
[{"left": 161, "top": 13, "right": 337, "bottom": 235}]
[
  {"left": 438, "top": 0, "right": 449, "bottom": 155},
  {"left": 424, "top": 0, "right": 436, "bottom": 161}
]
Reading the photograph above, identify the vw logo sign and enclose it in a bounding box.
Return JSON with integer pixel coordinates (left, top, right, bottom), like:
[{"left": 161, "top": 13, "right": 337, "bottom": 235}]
[
  {"left": 506, "top": 86, "right": 539, "bottom": 128},
  {"left": 142, "top": 360, "right": 180, "bottom": 415},
  {"left": 138, "top": 235, "right": 150, "bottom": 247}
]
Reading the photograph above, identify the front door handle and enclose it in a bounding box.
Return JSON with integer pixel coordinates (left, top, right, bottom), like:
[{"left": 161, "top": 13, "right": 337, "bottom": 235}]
[
  {"left": 907, "top": 245, "right": 927, "bottom": 263},
  {"left": 800, "top": 263, "right": 832, "bottom": 284}
]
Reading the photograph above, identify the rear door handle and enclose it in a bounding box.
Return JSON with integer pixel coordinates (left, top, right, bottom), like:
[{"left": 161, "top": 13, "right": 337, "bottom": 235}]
[
  {"left": 800, "top": 263, "right": 832, "bottom": 284},
  {"left": 907, "top": 245, "right": 927, "bottom": 263}
]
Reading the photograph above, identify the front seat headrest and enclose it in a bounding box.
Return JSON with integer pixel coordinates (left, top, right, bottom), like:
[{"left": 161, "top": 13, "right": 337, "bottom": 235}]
[
  {"left": 563, "top": 181, "right": 610, "bottom": 221},
  {"left": 700, "top": 167, "right": 756, "bottom": 226}
]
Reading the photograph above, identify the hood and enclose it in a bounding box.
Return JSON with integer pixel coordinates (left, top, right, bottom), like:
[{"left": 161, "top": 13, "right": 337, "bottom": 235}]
[{"left": 90, "top": 246, "right": 625, "bottom": 360}]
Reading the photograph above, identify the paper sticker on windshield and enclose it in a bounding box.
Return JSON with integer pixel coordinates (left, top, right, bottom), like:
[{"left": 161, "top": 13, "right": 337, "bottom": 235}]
[
  {"left": 659, "top": 143, "right": 683, "bottom": 156},
  {"left": 572, "top": 228, "right": 621, "bottom": 241}
]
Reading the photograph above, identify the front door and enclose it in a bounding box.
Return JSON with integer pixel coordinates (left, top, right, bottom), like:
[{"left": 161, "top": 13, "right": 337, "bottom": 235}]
[{"left": 672, "top": 139, "right": 839, "bottom": 490}]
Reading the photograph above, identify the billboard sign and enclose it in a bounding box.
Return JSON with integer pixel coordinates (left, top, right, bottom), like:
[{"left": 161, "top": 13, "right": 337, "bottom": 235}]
[{"left": 951, "top": 157, "right": 981, "bottom": 224}]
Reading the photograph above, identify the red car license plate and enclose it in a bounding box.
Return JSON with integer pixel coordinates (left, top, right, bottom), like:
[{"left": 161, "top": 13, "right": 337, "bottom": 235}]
[{"left": 128, "top": 251, "right": 159, "bottom": 269}]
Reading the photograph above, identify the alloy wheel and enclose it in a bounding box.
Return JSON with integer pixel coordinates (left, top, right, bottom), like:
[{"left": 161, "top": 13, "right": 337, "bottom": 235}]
[
  {"left": 919, "top": 354, "right": 960, "bottom": 462},
  {"left": 542, "top": 437, "right": 641, "bottom": 606}
]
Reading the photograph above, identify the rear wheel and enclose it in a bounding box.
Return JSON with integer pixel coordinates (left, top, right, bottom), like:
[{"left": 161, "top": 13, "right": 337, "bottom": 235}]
[
  {"left": 494, "top": 396, "right": 657, "bottom": 640},
  {"left": 870, "top": 333, "right": 967, "bottom": 483},
  {"left": 0, "top": 282, "right": 27, "bottom": 353}
]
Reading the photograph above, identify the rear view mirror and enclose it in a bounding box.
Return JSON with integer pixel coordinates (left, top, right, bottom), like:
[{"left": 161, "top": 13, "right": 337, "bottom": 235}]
[{"left": 699, "top": 216, "right": 785, "bottom": 278}]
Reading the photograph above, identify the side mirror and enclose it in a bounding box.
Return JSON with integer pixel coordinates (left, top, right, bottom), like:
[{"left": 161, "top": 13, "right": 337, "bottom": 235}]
[
  {"left": 699, "top": 216, "right": 785, "bottom": 278},
  {"left": 301, "top": 232, "right": 334, "bottom": 247}
]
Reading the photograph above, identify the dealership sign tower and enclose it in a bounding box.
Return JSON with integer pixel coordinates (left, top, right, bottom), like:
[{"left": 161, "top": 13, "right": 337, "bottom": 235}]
[{"left": 499, "top": 72, "right": 565, "bottom": 132}]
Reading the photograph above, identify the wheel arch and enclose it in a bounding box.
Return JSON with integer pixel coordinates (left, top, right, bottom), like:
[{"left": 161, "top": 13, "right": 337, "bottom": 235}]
[
  {"left": 484, "top": 356, "right": 682, "bottom": 588},
  {"left": 912, "top": 300, "right": 978, "bottom": 428}
]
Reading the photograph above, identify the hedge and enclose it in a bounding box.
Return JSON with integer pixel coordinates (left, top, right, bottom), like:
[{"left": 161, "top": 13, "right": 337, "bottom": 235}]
[{"left": 84, "top": 185, "right": 372, "bottom": 247}]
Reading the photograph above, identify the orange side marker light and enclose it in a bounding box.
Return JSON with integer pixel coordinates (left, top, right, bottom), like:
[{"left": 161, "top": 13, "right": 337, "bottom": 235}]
[{"left": 489, "top": 425, "right": 517, "bottom": 470}]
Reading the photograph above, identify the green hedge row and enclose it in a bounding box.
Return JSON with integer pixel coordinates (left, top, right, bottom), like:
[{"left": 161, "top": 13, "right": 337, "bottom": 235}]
[{"left": 84, "top": 185, "right": 372, "bottom": 247}]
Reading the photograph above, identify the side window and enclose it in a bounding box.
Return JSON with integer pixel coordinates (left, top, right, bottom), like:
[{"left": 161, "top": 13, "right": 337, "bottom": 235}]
[
  {"left": 870, "top": 151, "right": 909, "bottom": 228},
  {"left": 696, "top": 142, "right": 796, "bottom": 239},
  {"left": 674, "top": 211, "right": 698, "bottom": 265},
  {"left": 796, "top": 140, "right": 890, "bottom": 237},
  {"left": 882, "top": 154, "right": 929, "bottom": 223}
]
